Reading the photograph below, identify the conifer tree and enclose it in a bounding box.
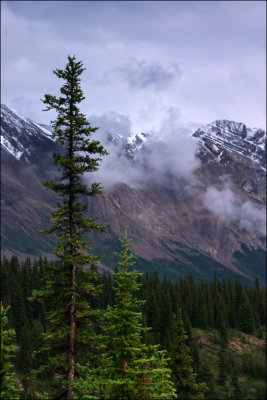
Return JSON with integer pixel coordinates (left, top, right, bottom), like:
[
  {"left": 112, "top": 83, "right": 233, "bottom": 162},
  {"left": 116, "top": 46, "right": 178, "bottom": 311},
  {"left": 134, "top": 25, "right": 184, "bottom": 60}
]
[
  {"left": 79, "top": 229, "right": 176, "bottom": 399},
  {"left": 238, "top": 302, "right": 254, "bottom": 334},
  {"left": 231, "top": 368, "right": 241, "bottom": 399},
  {"left": 198, "top": 362, "right": 215, "bottom": 399},
  {"left": 217, "top": 350, "right": 227, "bottom": 386},
  {"left": 0, "top": 302, "right": 20, "bottom": 400},
  {"left": 170, "top": 309, "right": 208, "bottom": 399},
  {"left": 31, "top": 55, "right": 108, "bottom": 400}
]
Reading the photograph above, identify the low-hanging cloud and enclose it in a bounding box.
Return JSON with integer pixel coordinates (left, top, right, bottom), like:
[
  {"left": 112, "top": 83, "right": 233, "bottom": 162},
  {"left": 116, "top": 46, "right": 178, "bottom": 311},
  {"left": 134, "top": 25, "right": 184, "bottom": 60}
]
[
  {"left": 86, "top": 111, "right": 266, "bottom": 237},
  {"left": 89, "top": 111, "right": 131, "bottom": 137},
  {"left": 202, "top": 184, "right": 266, "bottom": 236},
  {"left": 115, "top": 58, "right": 182, "bottom": 91},
  {"left": 89, "top": 107, "right": 200, "bottom": 190}
]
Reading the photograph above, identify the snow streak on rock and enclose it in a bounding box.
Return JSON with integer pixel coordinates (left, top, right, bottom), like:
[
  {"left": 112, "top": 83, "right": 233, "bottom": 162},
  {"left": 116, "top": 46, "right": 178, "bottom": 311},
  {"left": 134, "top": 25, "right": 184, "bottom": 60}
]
[
  {"left": 193, "top": 119, "right": 266, "bottom": 170},
  {"left": 1, "top": 104, "right": 54, "bottom": 161}
]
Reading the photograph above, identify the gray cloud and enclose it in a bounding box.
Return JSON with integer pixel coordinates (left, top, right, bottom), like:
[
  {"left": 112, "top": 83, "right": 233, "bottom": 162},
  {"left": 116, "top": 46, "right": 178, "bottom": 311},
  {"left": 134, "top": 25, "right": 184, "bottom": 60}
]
[
  {"left": 2, "top": 1, "right": 266, "bottom": 128},
  {"left": 202, "top": 183, "right": 266, "bottom": 236},
  {"left": 89, "top": 107, "right": 200, "bottom": 190},
  {"left": 88, "top": 110, "right": 266, "bottom": 237},
  {"left": 89, "top": 112, "right": 131, "bottom": 137},
  {"left": 115, "top": 59, "right": 182, "bottom": 91}
]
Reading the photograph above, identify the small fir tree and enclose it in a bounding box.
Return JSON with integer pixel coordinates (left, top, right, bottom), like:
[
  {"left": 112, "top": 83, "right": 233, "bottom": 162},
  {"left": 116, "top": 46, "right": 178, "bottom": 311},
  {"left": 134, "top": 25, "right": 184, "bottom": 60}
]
[
  {"left": 0, "top": 302, "right": 20, "bottom": 400},
  {"left": 238, "top": 302, "right": 254, "bottom": 334},
  {"left": 78, "top": 229, "right": 176, "bottom": 399},
  {"left": 31, "top": 55, "right": 108, "bottom": 400},
  {"left": 217, "top": 350, "right": 227, "bottom": 386},
  {"left": 198, "top": 361, "right": 215, "bottom": 398},
  {"left": 231, "top": 368, "right": 241, "bottom": 399},
  {"left": 170, "top": 309, "right": 208, "bottom": 399}
]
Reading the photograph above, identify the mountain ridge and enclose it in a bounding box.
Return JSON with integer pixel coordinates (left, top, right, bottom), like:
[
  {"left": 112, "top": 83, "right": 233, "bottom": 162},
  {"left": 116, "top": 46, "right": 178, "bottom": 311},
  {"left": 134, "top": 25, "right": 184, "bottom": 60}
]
[{"left": 1, "top": 104, "right": 266, "bottom": 283}]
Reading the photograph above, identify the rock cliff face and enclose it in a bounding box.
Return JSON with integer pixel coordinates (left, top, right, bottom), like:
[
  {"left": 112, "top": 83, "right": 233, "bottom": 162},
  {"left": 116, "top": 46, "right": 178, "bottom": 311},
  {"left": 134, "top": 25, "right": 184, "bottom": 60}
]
[
  {"left": 193, "top": 120, "right": 265, "bottom": 170},
  {"left": 1, "top": 104, "right": 266, "bottom": 283}
]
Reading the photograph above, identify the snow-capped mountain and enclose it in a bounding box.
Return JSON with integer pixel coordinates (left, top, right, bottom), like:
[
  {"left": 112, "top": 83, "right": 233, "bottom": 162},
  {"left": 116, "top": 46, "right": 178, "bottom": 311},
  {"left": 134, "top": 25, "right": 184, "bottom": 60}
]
[
  {"left": 1, "top": 104, "right": 55, "bottom": 163},
  {"left": 2, "top": 103, "right": 265, "bottom": 171},
  {"left": 106, "top": 131, "right": 148, "bottom": 160},
  {"left": 1, "top": 103, "right": 149, "bottom": 165},
  {"left": 105, "top": 119, "right": 266, "bottom": 172},
  {"left": 193, "top": 120, "right": 266, "bottom": 170},
  {"left": 1, "top": 105, "right": 266, "bottom": 284}
]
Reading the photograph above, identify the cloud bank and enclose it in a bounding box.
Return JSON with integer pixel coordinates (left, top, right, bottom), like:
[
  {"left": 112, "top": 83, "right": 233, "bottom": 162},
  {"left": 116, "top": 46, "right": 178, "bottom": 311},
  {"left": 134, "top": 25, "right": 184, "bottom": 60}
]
[
  {"left": 202, "top": 184, "right": 266, "bottom": 236},
  {"left": 115, "top": 58, "right": 182, "bottom": 91},
  {"left": 89, "top": 112, "right": 131, "bottom": 137},
  {"left": 87, "top": 112, "right": 266, "bottom": 238},
  {"left": 89, "top": 107, "right": 200, "bottom": 190},
  {"left": 2, "top": 1, "right": 266, "bottom": 128}
]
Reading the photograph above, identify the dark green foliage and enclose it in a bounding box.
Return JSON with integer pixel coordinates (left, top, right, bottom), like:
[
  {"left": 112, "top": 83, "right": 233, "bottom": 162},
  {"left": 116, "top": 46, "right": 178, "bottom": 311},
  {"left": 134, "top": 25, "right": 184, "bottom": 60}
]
[
  {"left": 1, "top": 255, "right": 266, "bottom": 398},
  {"left": 198, "top": 362, "right": 215, "bottom": 398},
  {"left": 241, "top": 353, "right": 266, "bottom": 380},
  {"left": 257, "top": 326, "right": 263, "bottom": 339},
  {"left": 30, "top": 55, "right": 108, "bottom": 399},
  {"left": 231, "top": 368, "right": 242, "bottom": 399},
  {"left": 255, "top": 384, "right": 266, "bottom": 400},
  {"left": 16, "top": 322, "right": 32, "bottom": 372},
  {"left": 0, "top": 303, "right": 20, "bottom": 400},
  {"left": 238, "top": 302, "right": 254, "bottom": 334},
  {"left": 217, "top": 350, "right": 227, "bottom": 386},
  {"left": 80, "top": 230, "right": 176, "bottom": 399},
  {"left": 170, "top": 310, "right": 208, "bottom": 398}
]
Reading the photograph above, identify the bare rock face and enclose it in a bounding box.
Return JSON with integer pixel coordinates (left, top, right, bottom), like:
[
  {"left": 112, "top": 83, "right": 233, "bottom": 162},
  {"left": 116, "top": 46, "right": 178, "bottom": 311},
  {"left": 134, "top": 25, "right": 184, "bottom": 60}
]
[
  {"left": 1, "top": 105, "right": 266, "bottom": 283},
  {"left": 193, "top": 120, "right": 266, "bottom": 203}
]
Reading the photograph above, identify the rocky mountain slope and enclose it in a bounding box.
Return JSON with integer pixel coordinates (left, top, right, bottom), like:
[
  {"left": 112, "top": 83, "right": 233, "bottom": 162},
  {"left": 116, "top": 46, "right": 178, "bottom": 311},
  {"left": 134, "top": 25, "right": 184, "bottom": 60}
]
[{"left": 1, "top": 104, "right": 266, "bottom": 283}]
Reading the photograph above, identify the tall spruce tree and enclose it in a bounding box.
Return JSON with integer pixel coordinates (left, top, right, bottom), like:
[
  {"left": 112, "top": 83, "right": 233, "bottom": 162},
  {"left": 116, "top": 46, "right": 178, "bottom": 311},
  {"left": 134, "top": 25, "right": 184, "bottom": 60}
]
[
  {"left": 78, "top": 229, "right": 176, "bottom": 399},
  {"left": 31, "top": 55, "right": 108, "bottom": 400},
  {"left": 0, "top": 303, "right": 20, "bottom": 400},
  {"left": 170, "top": 309, "right": 208, "bottom": 399}
]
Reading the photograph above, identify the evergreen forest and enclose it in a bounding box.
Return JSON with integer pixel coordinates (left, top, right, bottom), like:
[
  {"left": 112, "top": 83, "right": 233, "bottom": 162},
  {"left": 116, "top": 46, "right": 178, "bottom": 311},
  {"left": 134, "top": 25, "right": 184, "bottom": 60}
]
[{"left": 1, "top": 254, "right": 266, "bottom": 399}]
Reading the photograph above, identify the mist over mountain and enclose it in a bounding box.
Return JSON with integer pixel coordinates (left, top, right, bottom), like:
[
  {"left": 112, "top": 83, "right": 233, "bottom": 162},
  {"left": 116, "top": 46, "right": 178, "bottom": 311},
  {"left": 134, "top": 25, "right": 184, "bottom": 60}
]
[{"left": 1, "top": 104, "right": 266, "bottom": 284}]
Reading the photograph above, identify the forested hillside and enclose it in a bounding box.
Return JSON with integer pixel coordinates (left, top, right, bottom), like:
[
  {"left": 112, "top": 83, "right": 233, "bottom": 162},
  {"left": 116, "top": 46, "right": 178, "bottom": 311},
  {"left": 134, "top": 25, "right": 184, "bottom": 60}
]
[{"left": 1, "top": 255, "right": 266, "bottom": 399}]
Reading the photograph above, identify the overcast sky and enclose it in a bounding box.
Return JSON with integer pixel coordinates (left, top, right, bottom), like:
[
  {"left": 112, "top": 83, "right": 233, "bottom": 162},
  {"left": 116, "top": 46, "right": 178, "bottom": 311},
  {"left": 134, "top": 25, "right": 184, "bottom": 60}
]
[{"left": 1, "top": 1, "right": 266, "bottom": 133}]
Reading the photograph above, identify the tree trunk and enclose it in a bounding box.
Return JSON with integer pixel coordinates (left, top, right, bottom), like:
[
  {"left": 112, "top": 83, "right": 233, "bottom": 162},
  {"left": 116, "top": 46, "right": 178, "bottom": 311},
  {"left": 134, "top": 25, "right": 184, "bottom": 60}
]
[
  {"left": 67, "top": 92, "right": 76, "bottom": 400},
  {"left": 67, "top": 263, "right": 76, "bottom": 400}
]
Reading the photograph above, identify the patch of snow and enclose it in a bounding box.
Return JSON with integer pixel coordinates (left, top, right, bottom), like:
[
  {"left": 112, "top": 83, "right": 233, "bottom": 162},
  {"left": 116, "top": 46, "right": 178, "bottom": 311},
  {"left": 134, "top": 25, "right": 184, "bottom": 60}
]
[
  {"left": 5, "top": 105, "right": 30, "bottom": 125},
  {"left": 35, "top": 122, "right": 53, "bottom": 138},
  {"left": 137, "top": 132, "right": 147, "bottom": 141},
  {"left": 1, "top": 136, "right": 23, "bottom": 160},
  {"left": 211, "top": 144, "right": 219, "bottom": 152},
  {"left": 217, "top": 151, "right": 223, "bottom": 163},
  {"left": 127, "top": 134, "right": 136, "bottom": 144}
]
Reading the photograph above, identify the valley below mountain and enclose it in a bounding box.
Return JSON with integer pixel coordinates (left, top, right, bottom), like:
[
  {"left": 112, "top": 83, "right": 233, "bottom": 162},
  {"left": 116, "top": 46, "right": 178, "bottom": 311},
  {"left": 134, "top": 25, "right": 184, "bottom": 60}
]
[{"left": 1, "top": 104, "right": 266, "bottom": 284}]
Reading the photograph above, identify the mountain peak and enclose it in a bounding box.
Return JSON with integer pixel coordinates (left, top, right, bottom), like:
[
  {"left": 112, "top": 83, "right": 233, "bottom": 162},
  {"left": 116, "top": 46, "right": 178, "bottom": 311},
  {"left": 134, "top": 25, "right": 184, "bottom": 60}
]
[
  {"left": 107, "top": 131, "right": 148, "bottom": 160},
  {"left": 1, "top": 104, "right": 55, "bottom": 162},
  {"left": 1, "top": 104, "right": 265, "bottom": 171},
  {"left": 1, "top": 105, "right": 266, "bottom": 282},
  {"left": 193, "top": 119, "right": 266, "bottom": 170}
]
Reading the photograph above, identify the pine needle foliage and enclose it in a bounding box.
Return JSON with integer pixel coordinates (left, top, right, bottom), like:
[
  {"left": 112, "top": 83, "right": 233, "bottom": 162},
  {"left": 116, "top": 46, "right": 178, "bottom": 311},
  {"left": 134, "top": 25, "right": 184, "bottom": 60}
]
[
  {"left": 170, "top": 309, "right": 208, "bottom": 399},
  {"left": 0, "top": 302, "right": 20, "bottom": 400},
  {"left": 31, "top": 55, "right": 108, "bottom": 400},
  {"left": 78, "top": 229, "right": 177, "bottom": 399}
]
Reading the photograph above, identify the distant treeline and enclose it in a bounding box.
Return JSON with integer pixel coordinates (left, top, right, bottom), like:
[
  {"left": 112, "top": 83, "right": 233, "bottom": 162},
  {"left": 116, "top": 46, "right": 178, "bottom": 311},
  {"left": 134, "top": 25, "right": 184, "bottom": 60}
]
[{"left": 1, "top": 255, "right": 266, "bottom": 374}]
